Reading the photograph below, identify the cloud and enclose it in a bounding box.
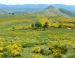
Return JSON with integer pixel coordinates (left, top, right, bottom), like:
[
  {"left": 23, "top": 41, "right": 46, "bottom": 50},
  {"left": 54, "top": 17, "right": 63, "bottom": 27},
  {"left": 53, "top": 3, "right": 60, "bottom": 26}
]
[{"left": 0, "top": 0, "right": 75, "bottom": 5}]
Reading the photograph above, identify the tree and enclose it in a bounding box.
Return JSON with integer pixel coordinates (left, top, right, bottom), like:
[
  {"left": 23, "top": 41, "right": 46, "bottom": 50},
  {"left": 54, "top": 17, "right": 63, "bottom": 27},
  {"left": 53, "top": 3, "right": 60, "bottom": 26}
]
[
  {"left": 12, "top": 26, "right": 15, "bottom": 31},
  {"left": 43, "top": 22, "right": 49, "bottom": 29},
  {"left": 31, "top": 23, "right": 34, "bottom": 28},
  {"left": 34, "top": 22, "right": 42, "bottom": 28},
  {"left": 12, "top": 13, "right": 15, "bottom": 15}
]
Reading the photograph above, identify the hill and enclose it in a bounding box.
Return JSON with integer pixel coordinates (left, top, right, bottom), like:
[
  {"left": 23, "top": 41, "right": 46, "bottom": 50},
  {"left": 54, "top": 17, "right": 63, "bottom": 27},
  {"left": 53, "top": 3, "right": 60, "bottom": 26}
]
[
  {"left": 35, "top": 5, "right": 75, "bottom": 18},
  {"left": 0, "top": 4, "right": 49, "bottom": 14},
  {"left": 0, "top": 4, "right": 75, "bottom": 18}
]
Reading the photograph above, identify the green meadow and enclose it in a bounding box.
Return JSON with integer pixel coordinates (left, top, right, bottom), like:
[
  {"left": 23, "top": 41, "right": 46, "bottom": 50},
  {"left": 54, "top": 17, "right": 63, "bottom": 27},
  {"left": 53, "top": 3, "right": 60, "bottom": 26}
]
[{"left": 0, "top": 14, "right": 75, "bottom": 58}]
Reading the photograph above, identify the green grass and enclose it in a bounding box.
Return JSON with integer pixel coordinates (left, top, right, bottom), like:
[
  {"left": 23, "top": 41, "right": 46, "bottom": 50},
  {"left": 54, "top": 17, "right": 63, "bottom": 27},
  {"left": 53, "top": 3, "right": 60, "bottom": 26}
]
[{"left": 0, "top": 14, "right": 75, "bottom": 58}]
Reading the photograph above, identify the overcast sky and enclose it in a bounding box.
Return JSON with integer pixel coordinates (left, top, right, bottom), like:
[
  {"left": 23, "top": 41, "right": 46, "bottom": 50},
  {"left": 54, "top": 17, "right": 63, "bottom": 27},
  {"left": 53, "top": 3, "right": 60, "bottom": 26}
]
[{"left": 0, "top": 0, "right": 75, "bottom": 5}]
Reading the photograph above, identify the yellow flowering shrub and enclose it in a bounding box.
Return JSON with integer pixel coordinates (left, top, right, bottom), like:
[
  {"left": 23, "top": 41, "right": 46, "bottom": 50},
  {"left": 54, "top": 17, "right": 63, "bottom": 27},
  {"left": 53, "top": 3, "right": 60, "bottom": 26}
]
[
  {"left": 11, "top": 44, "right": 20, "bottom": 49},
  {"left": 53, "top": 52, "right": 62, "bottom": 58},
  {"left": 0, "top": 47, "right": 4, "bottom": 52},
  {"left": 52, "top": 22, "right": 61, "bottom": 28},
  {"left": 7, "top": 43, "right": 22, "bottom": 57},
  {"left": 33, "top": 47, "right": 41, "bottom": 53},
  {"left": 0, "top": 46, "right": 5, "bottom": 58},
  {"left": 52, "top": 48, "right": 60, "bottom": 53},
  {"left": 38, "top": 16, "right": 53, "bottom": 27},
  {"left": 63, "top": 23, "right": 74, "bottom": 28},
  {"left": 11, "top": 50, "right": 21, "bottom": 57}
]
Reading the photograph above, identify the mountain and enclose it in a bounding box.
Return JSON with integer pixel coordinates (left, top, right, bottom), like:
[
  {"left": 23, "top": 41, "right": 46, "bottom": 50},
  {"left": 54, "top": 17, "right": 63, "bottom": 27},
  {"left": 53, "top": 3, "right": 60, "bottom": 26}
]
[
  {"left": 50, "top": 4, "right": 75, "bottom": 17},
  {"left": 0, "top": 4, "right": 75, "bottom": 18},
  {"left": 0, "top": 4, "right": 49, "bottom": 14},
  {"left": 49, "top": 4, "right": 75, "bottom": 11},
  {"left": 58, "top": 8, "right": 75, "bottom": 17},
  {"left": 35, "top": 4, "right": 75, "bottom": 18}
]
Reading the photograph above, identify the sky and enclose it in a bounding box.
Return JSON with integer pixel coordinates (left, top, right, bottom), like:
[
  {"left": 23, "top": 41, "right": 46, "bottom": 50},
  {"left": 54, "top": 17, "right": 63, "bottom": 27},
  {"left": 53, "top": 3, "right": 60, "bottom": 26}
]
[{"left": 0, "top": 0, "right": 75, "bottom": 5}]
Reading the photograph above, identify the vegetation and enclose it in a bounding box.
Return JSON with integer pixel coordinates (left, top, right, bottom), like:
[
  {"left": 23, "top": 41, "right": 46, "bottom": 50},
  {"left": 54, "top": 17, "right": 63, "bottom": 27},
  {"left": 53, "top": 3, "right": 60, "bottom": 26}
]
[{"left": 0, "top": 14, "right": 75, "bottom": 58}]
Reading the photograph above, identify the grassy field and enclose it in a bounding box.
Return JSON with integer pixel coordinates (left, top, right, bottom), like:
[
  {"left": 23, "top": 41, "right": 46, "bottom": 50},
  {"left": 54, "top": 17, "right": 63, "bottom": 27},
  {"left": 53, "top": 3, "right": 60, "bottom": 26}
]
[{"left": 0, "top": 14, "right": 75, "bottom": 58}]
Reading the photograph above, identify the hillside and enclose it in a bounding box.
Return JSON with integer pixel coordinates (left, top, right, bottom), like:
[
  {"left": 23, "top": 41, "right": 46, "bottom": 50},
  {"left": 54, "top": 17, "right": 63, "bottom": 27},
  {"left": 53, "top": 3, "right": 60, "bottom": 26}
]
[
  {"left": 35, "top": 5, "right": 75, "bottom": 18},
  {"left": 0, "top": 4, "right": 75, "bottom": 30},
  {"left": 0, "top": 4, "right": 49, "bottom": 14},
  {"left": 0, "top": 4, "right": 75, "bottom": 18},
  {"left": 0, "top": 4, "right": 75, "bottom": 58}
]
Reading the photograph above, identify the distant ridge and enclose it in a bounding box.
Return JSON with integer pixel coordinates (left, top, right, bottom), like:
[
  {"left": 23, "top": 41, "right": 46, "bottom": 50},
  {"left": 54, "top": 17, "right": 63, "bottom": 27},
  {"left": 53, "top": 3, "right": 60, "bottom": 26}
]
[
  {"left": 34, "top": 5, "right": 75, "bottom": 18},
  {"left": 0, "top": 4, "right": 75, "bottom": 18},
  {"left": 0, "top": 4, "right": 49, "bottom": 14}
]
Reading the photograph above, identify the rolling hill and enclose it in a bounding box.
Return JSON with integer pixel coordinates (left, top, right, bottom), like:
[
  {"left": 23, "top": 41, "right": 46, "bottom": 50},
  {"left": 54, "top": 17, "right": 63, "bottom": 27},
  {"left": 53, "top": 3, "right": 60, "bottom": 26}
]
[
  {"left": 0, "top": 4, "right": 75, "bottom": 18},
  {"left": 0, "top": 4, "right": 49, "bottom": 14},
  {"left": 35, "top": 5, "right": 75, "bottom": 18}
]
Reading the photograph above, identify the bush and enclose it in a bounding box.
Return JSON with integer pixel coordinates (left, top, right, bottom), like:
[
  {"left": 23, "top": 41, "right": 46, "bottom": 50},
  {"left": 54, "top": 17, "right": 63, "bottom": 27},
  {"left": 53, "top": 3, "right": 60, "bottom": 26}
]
[
  {"left": 34, "top": 22, "right": 42, "bottom": 28},
  {"left": 59, "top": 46, "right": 68, "bottom": 54},
  {"left": 0, "top": 47, "right": 4, "bottom": 52},
  {"left": 0, "top": 47, "right": 8, "bottom": 58},
  {"left": 32, "top": 47, "right": 41, "bottom": 53},
  {"left": 40, "top": 49, "right": 52, "bottom": 56},
  {"left": 32, "top": 54, "right": 42, "bottom": 58},
  {"left": 7, "top": 44, "right": 22, "bottom": 57},
  {"left": 53, "top": 53, "right": 62, "bottom": 58},
  {"left": 31, "top": 23, "right": 35, "bottom": 28},
  {"left": 43, "top": 22, "right": 49, "bottom": 29},
  {"left": 11, "top": 50, "right": 21, "bottom": 57}
]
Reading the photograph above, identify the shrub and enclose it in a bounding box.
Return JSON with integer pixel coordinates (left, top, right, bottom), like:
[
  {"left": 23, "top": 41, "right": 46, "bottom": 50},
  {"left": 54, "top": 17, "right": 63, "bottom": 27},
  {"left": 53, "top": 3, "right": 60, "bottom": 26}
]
[
  {"left": 59, "top": 46, "right": 68, "bottom": 54},
  {"left": 0, "top": 47, "right": 4, "bottom": 52},
  {"left": 11, "top": 50, "right": 21, "bottom": 57},
  {"left": 0, "top": 47, "right": 8, "bottom": 58},
  {"left": 40, "top": 49, "right": 52, "bottom": 56},
  {"left": 51, "top": 22, "right": 62, "bottom": 28},
  {"left": 32, "top": 47, "right": 41, "bottom": 53},
  {"left": 7, "top": 44, "right": 22, "bottom": 57},
  {"left": 31, "top": 23, "right": 35, "bottom": 28},
  {"left": 12, "top": 13, "right": 15, "bottom": 15},
  {"left": 34, "top": 22, "right": 42, "bottom": 28},
  {"left": 53, "top": 53, "right": 62, "bottom": 58},
  {"left": 43, "top": 22, "right": 49, "bottom": 29}
]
